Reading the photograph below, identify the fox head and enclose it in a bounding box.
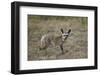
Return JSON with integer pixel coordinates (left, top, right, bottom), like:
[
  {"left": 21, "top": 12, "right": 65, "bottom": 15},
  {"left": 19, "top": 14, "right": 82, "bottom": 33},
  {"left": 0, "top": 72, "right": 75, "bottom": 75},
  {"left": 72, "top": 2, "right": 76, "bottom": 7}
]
[{"left": 60, "top": 28, "right": 71, "bottom": 41}]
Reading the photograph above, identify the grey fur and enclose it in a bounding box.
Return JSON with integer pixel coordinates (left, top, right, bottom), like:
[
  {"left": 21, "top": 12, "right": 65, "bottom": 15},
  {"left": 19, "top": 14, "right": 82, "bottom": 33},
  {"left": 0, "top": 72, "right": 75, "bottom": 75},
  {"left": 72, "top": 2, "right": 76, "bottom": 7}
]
[{"left": 39, "top": 28, "right": 71, "bottom": 54}]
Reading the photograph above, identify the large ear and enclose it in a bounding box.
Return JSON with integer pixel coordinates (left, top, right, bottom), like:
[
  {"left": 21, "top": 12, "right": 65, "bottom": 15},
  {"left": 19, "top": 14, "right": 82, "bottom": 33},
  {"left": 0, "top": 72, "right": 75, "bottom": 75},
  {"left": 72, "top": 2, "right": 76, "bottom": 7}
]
[
  {"left": 60, "top": 28, "right": 64, "bottom": 33},
  {"left": 68, "top": 29, "right": 71, "bottom": 34}
]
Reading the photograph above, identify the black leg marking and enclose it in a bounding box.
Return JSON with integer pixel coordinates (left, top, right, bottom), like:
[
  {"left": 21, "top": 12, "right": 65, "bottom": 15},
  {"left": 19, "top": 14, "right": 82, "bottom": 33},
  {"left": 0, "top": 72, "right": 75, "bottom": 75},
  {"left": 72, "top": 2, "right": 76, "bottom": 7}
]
[{"left": 60, "top": 45, "right": 64, "bottom": 54}]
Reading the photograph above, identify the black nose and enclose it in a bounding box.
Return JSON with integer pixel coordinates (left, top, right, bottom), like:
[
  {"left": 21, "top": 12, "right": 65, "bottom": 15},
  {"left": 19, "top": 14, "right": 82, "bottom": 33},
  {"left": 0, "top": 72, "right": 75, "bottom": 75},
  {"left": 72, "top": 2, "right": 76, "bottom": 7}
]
[{"left": 68, "top": 29, "right": 71, "bottom": 33}]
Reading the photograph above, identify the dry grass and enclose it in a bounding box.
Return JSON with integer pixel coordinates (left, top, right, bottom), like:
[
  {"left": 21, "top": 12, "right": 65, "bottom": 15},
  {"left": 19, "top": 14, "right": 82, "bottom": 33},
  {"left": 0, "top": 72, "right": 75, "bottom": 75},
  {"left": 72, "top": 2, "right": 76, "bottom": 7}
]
[{"left": 28, "top": 15, "right": 88, "bottom": 61}]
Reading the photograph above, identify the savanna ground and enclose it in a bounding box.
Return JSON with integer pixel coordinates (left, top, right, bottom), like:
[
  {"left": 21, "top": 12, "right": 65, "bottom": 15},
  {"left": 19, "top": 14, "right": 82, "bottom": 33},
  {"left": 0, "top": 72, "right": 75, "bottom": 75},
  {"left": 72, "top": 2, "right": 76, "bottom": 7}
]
[{"left": 28, "top": 15, "right": 88, "bottom": 61}]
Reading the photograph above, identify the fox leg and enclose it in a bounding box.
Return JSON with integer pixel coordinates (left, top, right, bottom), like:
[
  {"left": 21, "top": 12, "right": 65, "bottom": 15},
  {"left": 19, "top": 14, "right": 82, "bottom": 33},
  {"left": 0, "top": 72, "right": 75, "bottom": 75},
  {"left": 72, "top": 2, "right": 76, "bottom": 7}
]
[{"left": 60, "top": 45, "right": 64, "bottom": 54}]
